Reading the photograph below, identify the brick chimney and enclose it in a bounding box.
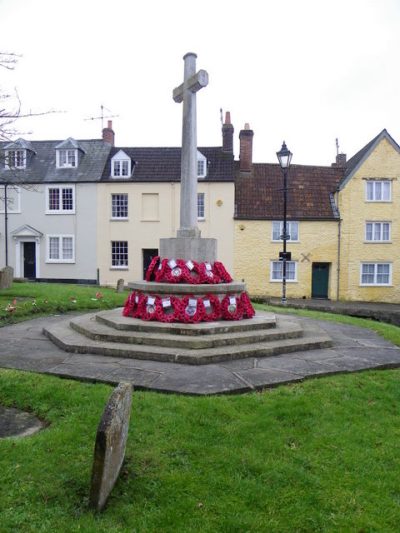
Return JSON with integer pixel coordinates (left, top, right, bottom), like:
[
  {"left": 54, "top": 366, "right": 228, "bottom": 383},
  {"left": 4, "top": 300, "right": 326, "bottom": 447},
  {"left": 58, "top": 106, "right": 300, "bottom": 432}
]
[
  {"left": 239, "top": 123, "right": 254, "bottom": 172},
  {"left": 222, "top": 111, "right": 234, "bottom": 153},
  {"left": 332, "top": 153, "right": 347, "bottom": 168},
  {"left": 102, "top": 120, "right": 115, "bottom": 146}
]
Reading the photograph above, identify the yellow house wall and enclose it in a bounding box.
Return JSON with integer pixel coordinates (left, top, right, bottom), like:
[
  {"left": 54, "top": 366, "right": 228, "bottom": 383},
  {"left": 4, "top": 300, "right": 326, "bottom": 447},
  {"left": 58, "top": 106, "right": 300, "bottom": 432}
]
[
  {"left": 337, "top": 137, "right": 400, "bottom": 302},
  {"left": 234, "top": 220, "right": 338, "bottom": 298},
  {"left": 97, "top": 182, "right": 234, "bottom": 286}
]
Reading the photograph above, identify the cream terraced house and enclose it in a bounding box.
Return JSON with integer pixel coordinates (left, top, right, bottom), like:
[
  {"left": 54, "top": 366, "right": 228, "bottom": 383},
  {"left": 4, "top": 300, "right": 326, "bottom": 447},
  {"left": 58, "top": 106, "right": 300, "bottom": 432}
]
[
  {"left": 234, "top": 126, "right": 400, "bottom": 303},
  {"left": 97, "top": 116, "right": 235, "bottom": 286}
]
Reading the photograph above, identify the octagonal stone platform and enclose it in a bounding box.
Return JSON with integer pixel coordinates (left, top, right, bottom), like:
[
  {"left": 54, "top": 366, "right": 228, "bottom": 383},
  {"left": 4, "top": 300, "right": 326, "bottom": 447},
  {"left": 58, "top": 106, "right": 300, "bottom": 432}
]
[{"left": 43, "top": 308, "right": 332, "bottom": 365}]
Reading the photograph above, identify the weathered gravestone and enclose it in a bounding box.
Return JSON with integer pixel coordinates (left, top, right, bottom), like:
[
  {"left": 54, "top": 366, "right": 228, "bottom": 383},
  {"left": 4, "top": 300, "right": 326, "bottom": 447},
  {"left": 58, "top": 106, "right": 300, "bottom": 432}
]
[
  {"left": 116, "top": 278, "right": 125, "bottom": 293},
  {"left": 89, "top": 382, "right": 133, "bottom": 511},
  {"left": 0, "top": 266, "right": 13, "bottom": 289}
]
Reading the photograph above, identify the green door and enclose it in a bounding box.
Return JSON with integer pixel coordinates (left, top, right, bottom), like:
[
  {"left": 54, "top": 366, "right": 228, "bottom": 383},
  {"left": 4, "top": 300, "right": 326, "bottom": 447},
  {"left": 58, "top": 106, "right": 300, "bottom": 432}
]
[{"left": 311, "top": 263, "right": 329, "bottom": 299}]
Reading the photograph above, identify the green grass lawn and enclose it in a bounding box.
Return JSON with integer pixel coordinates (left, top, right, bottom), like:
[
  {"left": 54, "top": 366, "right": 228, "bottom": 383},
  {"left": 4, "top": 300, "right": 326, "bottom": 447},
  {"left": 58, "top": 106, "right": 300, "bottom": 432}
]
[
  {"left": 2, "top": 284, "right": 400, "bottom": 530},
  {"left": 1, "top": 368, "right": 400, "bottom": 531},
  {"left": 0, "top": 282, "right": 127, "bottom": 326}
]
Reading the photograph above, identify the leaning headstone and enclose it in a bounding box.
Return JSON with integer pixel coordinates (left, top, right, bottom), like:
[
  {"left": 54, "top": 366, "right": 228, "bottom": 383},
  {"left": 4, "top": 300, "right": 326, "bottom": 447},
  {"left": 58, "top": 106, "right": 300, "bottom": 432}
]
[
  {"left": 116, "top": 278, "right": 125, "bottom": 293},
  {"left": 89, "top": 382, "right": 133, "bottom": 511},
  {"left": 0, "top": 266, "right": 13, "bottom": 289}
]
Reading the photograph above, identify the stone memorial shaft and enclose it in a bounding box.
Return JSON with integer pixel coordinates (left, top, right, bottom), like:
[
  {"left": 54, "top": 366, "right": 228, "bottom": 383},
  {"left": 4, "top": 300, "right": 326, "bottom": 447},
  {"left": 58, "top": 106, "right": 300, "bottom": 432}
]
[{"left": 160, "top": 52, "right": 217, "bottom": 262}]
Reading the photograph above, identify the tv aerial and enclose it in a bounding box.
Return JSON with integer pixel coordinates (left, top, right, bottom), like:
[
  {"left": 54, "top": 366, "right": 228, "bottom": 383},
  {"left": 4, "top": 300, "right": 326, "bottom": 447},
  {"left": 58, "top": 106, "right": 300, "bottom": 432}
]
[{"left": 84, "top": 105, "right": 119, "bottom": 129}]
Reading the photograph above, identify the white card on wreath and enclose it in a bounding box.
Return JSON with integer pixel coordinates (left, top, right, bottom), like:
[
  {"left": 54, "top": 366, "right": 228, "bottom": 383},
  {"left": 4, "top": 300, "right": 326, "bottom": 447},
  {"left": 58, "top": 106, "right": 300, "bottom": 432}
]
[
  {"left": 205, "top": 262, "right": 212, "bottom": 271},
  {"left": 162, "top": 298, "right": 171, "bottom": 308},
  {"left": 168, "top": 259, "right": 177, "bottom": 269},
  {"left": 147, "top": 297, "right": 155, "bottom": 305},
  {"left": 186, "top": 260, "right": 194, "bottom": 270},
  {"left": 229, "top": 296, "right": 236, "bottom": 305},
  {"left": 189, "top": 298, "right": 197, "bottom": 307},
  {"left": 203, "top": 299, "right": 211, "bottom": 308}
]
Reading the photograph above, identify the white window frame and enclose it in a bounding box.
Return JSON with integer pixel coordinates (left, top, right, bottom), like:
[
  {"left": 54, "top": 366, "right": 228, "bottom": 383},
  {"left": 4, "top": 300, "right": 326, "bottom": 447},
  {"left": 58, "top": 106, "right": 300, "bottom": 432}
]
[
  {"left": 46, "top": 235, "right": 75, "bottom": 263},
  {"left": 46, "top": 185, "right": 75, "bottom": 214},
  {"left": 272, "top": 221, "right": 299, "bottom": 242},
  {"left": 197, "top": 192, "right": 205, "bottom": 220},
  {"left": 365, "top": 180, "right": 391, "bottom": 202},
  {"left": 197, "top": 151, "right": 207, "bottom": 178},
  {"left": 56, "top": 149, "right": 78, "bottom": 168},
  {"left": 360, "top": 262, "right": 392, "bottom": 286},
  {"left": 0, "top": 185, "right": 21, "bottom": 213},
  {"left": 111, "top": 193, "right": 129, "bottom": 220},
  {"left": 5, "top": 149, "right": 26, "bottom": 169},
  {"left": 270, "top": 261, "right": 298, "bottom": 282},
  {"left": 111, "top": 240, "right": 128, "bottom": 269},
  {"left": 111, "top": 150, "right": 131, "bottom": 178},
  {"left": 365, "top": 221, "right": 391, "bottom": 242}
]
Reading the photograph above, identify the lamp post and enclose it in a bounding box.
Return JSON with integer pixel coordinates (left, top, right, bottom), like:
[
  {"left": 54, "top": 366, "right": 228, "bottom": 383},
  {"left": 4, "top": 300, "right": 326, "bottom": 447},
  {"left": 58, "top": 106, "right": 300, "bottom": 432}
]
[{"left": 276, "top": 141, "right": 293, "bottom": 305}]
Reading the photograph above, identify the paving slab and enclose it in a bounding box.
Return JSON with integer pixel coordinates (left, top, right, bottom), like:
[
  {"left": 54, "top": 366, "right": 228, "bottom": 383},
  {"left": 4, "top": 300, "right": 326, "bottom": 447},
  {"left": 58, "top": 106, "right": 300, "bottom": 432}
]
[{"left": 0, "top": 312, "right": 400, "bottom": 395}]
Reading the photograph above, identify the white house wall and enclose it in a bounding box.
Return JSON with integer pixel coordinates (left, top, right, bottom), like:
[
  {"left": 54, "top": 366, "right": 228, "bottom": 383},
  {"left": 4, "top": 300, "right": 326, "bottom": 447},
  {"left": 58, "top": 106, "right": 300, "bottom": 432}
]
[{"left": 0, "top": 183, "right": 98, "bottom": 281}]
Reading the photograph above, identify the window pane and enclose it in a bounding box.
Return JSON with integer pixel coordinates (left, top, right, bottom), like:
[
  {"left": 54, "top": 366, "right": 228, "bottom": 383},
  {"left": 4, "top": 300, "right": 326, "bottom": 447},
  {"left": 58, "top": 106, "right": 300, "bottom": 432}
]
[
  {"left": 49, "top": 237, "right": 60, "bottom": 259},
  {"left": 374, "top": 223, "right": 381, "bottom": 241},
  {"left": 112, "top": 241, "right": 128, "bottom": 266},
  {"left": 112, "top": 194, "right": 128, "bottom": 218},
  {"left": 377, "top": 264, "right": 390, "bottom": 284},
  {"left": 113, "top": 161, "right": 121, "bottom": 176},
  {"left": 382, "top": 223, "right": 390, "bottom": 240},
  {"left": 48, "top": 188, "right": 60, "bottom": 210},
  {"left": 121, "top": 161, "right": 129, "bottom": 176},
  {"left": 382, "top": 181, "right": 390, "bottom": 201},
  {"left": 366, "top": 181, "right": 373, "bottom": 200},
  {"left": 365, "top": 223, "right": 373, "bottom": 240},
  {"left": 62, "top": 237, "right": 73, "bottom": 260},
  {"left": 197, "top": 160, "right": 205, "bottom": 176},
  {"left": 62, "top": 188, "right": 73, "bottom": 210},
  {"left": 375, "top": 182, "right": 381, "bottom": 200},
  {"left": 272, "top": 262, "right": 282, "bottom": 280},
  {"left": 289, "top": 222, "right": 298, "bottom": 241},
  {"left": 197, "top": 193, "right": 205, "bottom": 218},
  {"left": 272, "top": 222, "right": 280, "bottom": 241},
  {"left": 286, "top": 261, "right": 296, "bottom": 280}
]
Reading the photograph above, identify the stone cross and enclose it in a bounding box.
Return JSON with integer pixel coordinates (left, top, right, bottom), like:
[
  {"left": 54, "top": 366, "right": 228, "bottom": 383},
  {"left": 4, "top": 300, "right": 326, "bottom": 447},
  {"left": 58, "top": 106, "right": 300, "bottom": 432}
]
[{"left": 173, "top": 52, "right": 208, "bottom": 238}]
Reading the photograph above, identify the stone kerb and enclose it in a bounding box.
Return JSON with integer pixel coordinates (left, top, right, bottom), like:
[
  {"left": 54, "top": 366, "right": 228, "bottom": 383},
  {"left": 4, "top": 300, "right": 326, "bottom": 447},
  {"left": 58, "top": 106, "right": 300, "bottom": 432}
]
[{"left": 89, "top": 382, "right": 133, "bottom": 512}]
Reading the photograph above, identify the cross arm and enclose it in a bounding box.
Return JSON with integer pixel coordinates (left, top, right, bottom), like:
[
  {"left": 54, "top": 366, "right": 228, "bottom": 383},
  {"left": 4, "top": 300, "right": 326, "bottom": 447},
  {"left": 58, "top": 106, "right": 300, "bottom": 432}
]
[{"left": 173, "top": 69, "right": 209, "bottom": 103}]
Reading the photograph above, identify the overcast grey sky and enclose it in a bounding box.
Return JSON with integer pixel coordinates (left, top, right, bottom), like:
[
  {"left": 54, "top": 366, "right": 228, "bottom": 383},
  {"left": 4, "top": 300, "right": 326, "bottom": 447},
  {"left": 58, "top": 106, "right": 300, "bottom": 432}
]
[{"left": 1, "top": 0, "right": 399, "bottom": 165}]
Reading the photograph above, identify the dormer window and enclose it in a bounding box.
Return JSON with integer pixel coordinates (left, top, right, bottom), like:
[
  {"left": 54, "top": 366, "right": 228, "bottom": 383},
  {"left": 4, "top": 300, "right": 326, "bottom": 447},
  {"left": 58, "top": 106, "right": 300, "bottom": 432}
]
[
  {"left": 4, "top": 138, "right": 35, "bottom": 169},
  {"left": 55, "top": 138, "right": 84, "bottom": 169},
  {"left": 5, "top": 149, "right": 26, "bottom": 169},
  {"left": 197, "top": 150, "right": 207, "bottom": 178},
  {"left": 57, "top": 149, "right": 77, "bottom": 168},
  {"left": 111, "top": 150, "right": 132, "bottom": 178}
]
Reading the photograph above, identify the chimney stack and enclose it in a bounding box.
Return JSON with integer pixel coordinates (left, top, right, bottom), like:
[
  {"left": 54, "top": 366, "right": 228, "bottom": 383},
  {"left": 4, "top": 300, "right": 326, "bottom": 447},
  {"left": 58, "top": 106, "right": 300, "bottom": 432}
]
[
  {"left": 332, "top": 153, "right": 347, "bottom": 168},
  {"left": 239, "top": 123, "right": 254, "bottom": 172},
  {"left": 222, "top": 111, "right": 234, "bottom": 153},
  {"left": 102, "top": 120, "right": 115, "bottom": 146}
]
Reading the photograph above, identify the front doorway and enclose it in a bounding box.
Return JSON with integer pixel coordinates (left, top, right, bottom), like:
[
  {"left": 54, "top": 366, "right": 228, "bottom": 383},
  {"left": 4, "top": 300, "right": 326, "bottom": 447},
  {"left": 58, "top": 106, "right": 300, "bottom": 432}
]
[
  {"left": 23, "top": 242, "right": 36, "bottom": 279},
  {"left": 311, "top": 262, "right": 330, "bottom": 299},
  {"left": 142, "top": 248, "right": 159, "bottom": 280}
]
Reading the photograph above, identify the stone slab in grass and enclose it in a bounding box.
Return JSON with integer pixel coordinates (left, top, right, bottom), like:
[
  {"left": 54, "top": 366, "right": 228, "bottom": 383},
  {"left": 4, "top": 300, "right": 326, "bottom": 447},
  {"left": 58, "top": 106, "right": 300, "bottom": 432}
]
[
  {"left": 0, "top": 406, "right": 45, "bottom": 438},
  {"left": 89, "top": 382, "right": 133, "bottom": 511}
]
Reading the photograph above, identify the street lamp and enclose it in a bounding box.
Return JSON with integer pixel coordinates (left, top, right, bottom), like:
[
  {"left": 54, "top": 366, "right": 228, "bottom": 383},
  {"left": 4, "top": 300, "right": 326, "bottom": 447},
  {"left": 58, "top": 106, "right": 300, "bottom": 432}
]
[{"left": 276, "top": 141, "right": 293, "bottom": 305}]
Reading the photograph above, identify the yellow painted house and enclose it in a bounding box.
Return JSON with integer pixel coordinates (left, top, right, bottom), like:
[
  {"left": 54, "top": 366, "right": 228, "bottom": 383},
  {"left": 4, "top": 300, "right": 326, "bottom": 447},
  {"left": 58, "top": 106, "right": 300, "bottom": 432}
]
[{"left": 234, "top": 127, "right": 400, "bottom": 303}]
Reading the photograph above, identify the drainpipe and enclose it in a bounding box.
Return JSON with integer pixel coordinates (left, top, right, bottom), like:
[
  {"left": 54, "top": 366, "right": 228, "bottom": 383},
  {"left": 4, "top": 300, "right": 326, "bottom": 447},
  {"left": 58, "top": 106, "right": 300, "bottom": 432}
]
[
  {"left": 336, "top": 190, "right": 341, "bottom": 301},
  {"left": 4, "top": 183, "right": 8, "bottom": 266}
]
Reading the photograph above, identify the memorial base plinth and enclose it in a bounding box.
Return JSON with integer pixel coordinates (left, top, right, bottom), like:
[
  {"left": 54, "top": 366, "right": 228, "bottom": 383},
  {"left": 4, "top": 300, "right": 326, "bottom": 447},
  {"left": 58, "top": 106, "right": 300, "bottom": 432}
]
[{"left": 160, "top": 237, "right": 217, "bottom": 263}]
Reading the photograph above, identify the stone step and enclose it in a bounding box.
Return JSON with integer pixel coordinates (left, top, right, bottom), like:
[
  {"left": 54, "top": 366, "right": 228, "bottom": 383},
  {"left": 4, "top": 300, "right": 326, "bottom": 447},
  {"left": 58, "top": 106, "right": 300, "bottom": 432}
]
[
  {"left": 69, "top": 313, "right": 303, "bottom": 350},
  {"left": 43, "top": 318, "right": 332, "bottom": 365},
  {"left": 96, "top": 308, "right": 277, "bottom": 335}
]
